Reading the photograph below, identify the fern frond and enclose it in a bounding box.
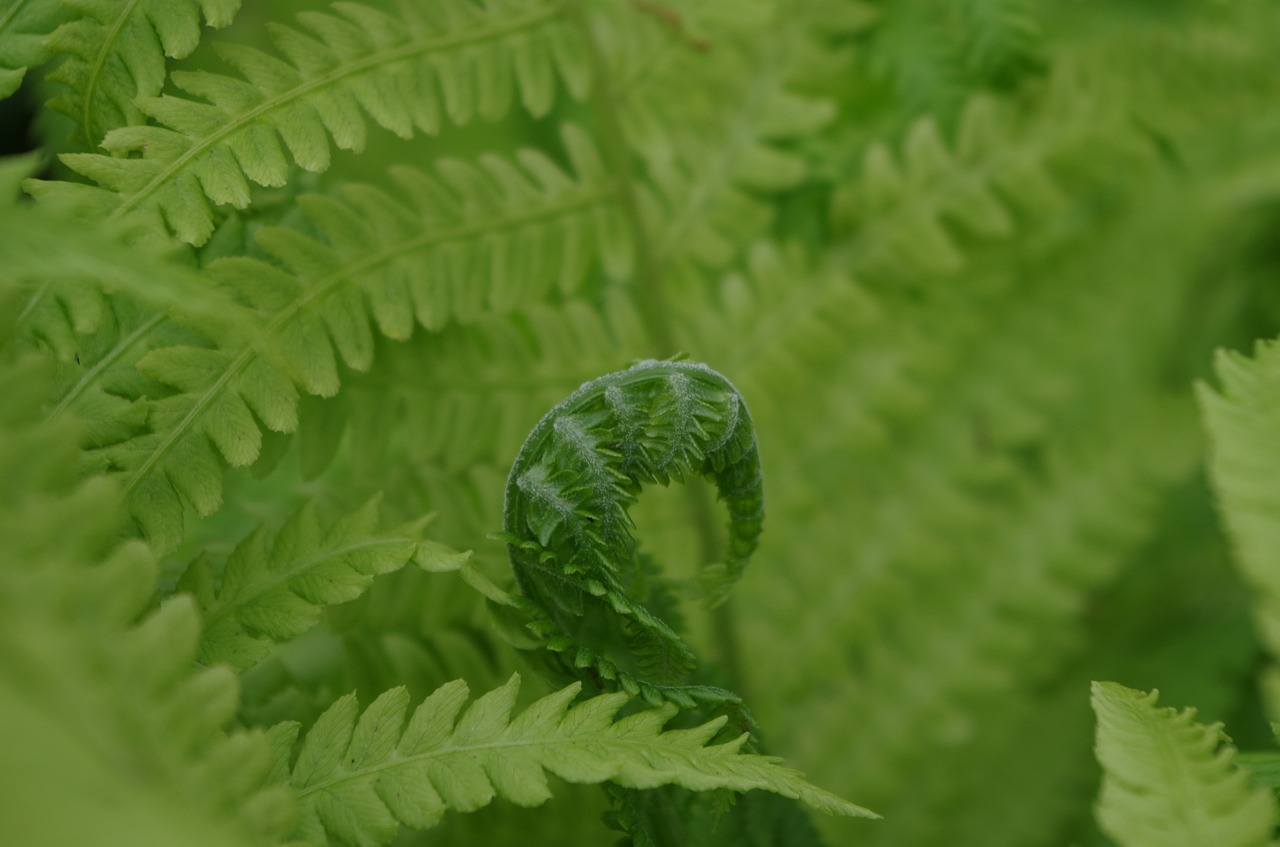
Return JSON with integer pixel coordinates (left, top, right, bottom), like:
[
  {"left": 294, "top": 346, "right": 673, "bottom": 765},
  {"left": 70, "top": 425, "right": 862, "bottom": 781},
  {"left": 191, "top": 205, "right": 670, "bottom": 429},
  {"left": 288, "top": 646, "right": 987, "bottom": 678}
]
[
  {"left": 89, "top": 132, "right": 619, "bottom": 552},
  {"left": 45, "top": 0, "right": 242, "bottom": 144},
  {"left": 0, "top": 0, "right": 67, "bottom": 98},
  {"left": 41, "top": 0, "right": 587, "bottom": 244},
  {"left": 502, "top": 359, "right": 762, "bottom": 706},
  {"left": 0, "top": 355, "right": 295, "bottom": 847},
  {"left": 178, "top": 496, "right": 470, "bottom": 670},
  {"left": 1091, "top": 682, "right": 1276, "bottom": 847},
  {"left": 1200, "top": 339, "right": 1280, "bottom": 714},
  {"left": 253, "top": 124, "right": 623, "bottom": 333},
  {"left": 289, "top": 673, "right": 873, "bottom": 846}
]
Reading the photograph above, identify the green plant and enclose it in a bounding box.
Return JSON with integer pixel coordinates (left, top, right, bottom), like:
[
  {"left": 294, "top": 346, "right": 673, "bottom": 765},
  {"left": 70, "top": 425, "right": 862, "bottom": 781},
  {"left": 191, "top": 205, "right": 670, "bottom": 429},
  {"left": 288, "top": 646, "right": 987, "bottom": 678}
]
[{"left": 4, "top": 1, "right": 1280, "bottom": 844}]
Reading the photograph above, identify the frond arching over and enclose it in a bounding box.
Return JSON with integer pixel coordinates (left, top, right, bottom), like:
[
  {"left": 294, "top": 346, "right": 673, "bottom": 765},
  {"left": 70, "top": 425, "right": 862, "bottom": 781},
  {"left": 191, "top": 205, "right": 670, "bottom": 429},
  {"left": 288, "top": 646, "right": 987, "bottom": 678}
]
[
  {"left": 44, "top": 0, "right": 589, "bottom": 244},
  {"left": 1091, "top": 682, "right": 1276, "bottom": 847},
  {"left": 502, "top": 359, "right": 763, "bottom": 707},
  {"left": 288, "top": 673, "right": 874, "bottom": 846},
  {"left": 45, "top": 0, "right": 242, "bottom": 144}
]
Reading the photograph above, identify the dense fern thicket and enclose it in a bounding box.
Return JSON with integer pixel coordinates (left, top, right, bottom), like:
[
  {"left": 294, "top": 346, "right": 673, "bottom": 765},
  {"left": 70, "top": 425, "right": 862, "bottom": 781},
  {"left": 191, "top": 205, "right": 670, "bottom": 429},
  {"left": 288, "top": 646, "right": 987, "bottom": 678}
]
[{"left": 5, "top": 1, "right": 1280, "bottom": 844}]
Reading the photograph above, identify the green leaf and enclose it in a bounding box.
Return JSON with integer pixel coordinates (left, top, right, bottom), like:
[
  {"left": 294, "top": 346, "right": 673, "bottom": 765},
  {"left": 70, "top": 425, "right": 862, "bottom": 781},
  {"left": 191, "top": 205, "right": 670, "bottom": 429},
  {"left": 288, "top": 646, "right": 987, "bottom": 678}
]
[
  {"left": 290, "top": 674, "right": 875, "bottom": 845},
  {"left": 1091, "top": 682, "right": 1276, "bottom": 847}
]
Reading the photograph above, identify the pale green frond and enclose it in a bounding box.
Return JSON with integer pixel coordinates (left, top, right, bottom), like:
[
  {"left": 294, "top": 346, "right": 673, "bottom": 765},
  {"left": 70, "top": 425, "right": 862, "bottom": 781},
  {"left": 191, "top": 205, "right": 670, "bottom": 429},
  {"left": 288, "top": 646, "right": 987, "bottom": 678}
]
[
  {"left": 41, "top": 0, "right": 587, "bottom": 244},
  {"left": 1092, "top": 682, "right": 1276, "bottom": 847},
  {"left": 289, "top": 673, "right": 874, "bottom": 845},
  {"left": 45, "top": 0, "right": 242, "bottom": 144},
  {"left": 178, "top": 496, "right": 469, "bottom": 670},
  {"left": 1200, "top": 339, "right": 1280, "bottom": 714}
]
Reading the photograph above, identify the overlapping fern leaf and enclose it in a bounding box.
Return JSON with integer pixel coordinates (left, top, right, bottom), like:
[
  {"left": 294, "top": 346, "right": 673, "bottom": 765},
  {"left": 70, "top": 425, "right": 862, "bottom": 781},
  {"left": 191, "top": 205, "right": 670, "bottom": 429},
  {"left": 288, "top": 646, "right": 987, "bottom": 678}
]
[
  {"left": 178, "top": 496, "right": 471, "bottom": 670},
  {"left": 0, "top": 350, "right": 294, "bottom": 847},
  {"left": 287, "top": 672, "right": 873, "bottom": 846},
  {"left": 1091, "top": 683, "right": 1276, "bottom": 847},
  {"left": 45, "top": 0, "right": 242, "bottom": 144},
  {"left": 37, "top": 0, "right": 588, "bottom": 243}
]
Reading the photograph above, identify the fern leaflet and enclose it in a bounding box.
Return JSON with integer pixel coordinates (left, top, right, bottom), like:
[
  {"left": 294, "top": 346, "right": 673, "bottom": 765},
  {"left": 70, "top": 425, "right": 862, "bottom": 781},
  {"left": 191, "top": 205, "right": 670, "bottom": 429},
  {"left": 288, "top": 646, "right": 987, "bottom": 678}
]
[
  {"left": 178, "top": 496, "right": 470, "bottom": 670},
  {"left": 1091, "top": 682, "right": 1276, "bottom": 847},
  {"left": 288, "top": 673, "right": 874, "bottom": 846},
  {"left": 45, "top": 0, "right": 242, "bottom": 144}
]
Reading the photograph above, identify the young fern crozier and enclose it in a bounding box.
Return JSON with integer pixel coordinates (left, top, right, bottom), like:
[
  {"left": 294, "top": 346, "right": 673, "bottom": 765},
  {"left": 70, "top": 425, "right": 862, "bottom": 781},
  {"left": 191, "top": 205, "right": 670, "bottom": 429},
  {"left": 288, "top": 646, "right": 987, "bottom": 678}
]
[{"left": 502, "top": 359, "right": 763, "bottom": 708}]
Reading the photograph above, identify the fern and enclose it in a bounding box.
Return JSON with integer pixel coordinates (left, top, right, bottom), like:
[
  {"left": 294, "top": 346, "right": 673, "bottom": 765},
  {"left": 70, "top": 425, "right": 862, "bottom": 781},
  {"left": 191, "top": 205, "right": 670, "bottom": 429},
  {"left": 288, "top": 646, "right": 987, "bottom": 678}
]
[
  {"left": 7, "top": 0, "right": 1280, "bottom": 844},
  {"left": 0, "top": 354, "right": 294, "bottom": 847},
  {"left": 1091, "top": 682, "right": 1276, "bottom": 847},
  {"left": 45, "top": 0, "right": 242, "bottom": 144},
  {"left": 78, "top": 129, "right": 620, "bottom": 553},
  {"left": 37, "top": 0, "right": 588, "bottom": 243},
  {"left": 178, "top": 496, "right": 470, "bottom": 670},
  {"left": 1200, "top": 339, "right": 1280, "bottom": 715},
  {"left": 502, "top": 359, "right": 762, "bottom": 706},
  {"left": 288, "top": 672, "right": 873, "bottom": 846}
]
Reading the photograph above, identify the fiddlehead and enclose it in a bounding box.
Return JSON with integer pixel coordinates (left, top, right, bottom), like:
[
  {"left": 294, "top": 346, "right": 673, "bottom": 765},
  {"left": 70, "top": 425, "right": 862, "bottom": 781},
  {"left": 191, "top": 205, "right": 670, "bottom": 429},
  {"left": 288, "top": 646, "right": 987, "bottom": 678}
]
[{"left": 502, "top": 359, "right": 763, "bottom": 708}]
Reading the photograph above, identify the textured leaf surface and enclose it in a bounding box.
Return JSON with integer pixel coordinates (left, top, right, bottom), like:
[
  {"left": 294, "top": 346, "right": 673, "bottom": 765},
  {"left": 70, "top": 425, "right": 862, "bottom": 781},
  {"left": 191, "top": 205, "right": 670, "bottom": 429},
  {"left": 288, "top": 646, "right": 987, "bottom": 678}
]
[
  {"left": 290, "top": 674, "right": 874, "bottom": 845},
  {"left": 1091, "top": 682, "right": 1275, "bottom": 847}
]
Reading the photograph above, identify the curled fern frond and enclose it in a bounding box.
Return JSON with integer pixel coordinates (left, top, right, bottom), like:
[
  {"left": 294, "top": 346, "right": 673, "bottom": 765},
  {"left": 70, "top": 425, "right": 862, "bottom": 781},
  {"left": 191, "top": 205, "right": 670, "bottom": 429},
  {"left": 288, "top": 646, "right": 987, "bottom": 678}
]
[
  {"left": 288, "top": 673, "right": 873, "bottom": 846},
  {"left": 45, "top": 0, "right": 242, "bottom": 144},
  {"left": 502, "top": 359, "right": 763, "bottom": 707},
  {"left": 178, "top": 496, "right": 470, "bottom": 670},
  {"left": 42, "top": 0, "right": 588, "bottom": 244}
]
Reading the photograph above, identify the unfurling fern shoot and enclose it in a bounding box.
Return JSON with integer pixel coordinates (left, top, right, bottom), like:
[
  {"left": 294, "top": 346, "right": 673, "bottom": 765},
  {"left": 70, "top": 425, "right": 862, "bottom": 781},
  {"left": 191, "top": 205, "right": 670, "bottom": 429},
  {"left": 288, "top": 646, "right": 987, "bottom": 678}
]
[{"left": 502, "top": 359, "right": 763, "bottom": 708}]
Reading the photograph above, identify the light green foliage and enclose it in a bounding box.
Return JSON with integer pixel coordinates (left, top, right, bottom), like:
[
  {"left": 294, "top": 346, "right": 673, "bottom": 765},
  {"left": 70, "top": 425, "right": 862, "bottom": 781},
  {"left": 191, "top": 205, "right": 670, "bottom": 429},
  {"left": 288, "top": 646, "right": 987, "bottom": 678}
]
[
  {"left": 1092, "top": 682, "right": 1276, "bottom": 847},
  {"left": 289, "top": 673, "right": 873, "bottom": 846},
  {"left": 5, "top": 0, "right": 1280, "bottom": 845}
]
